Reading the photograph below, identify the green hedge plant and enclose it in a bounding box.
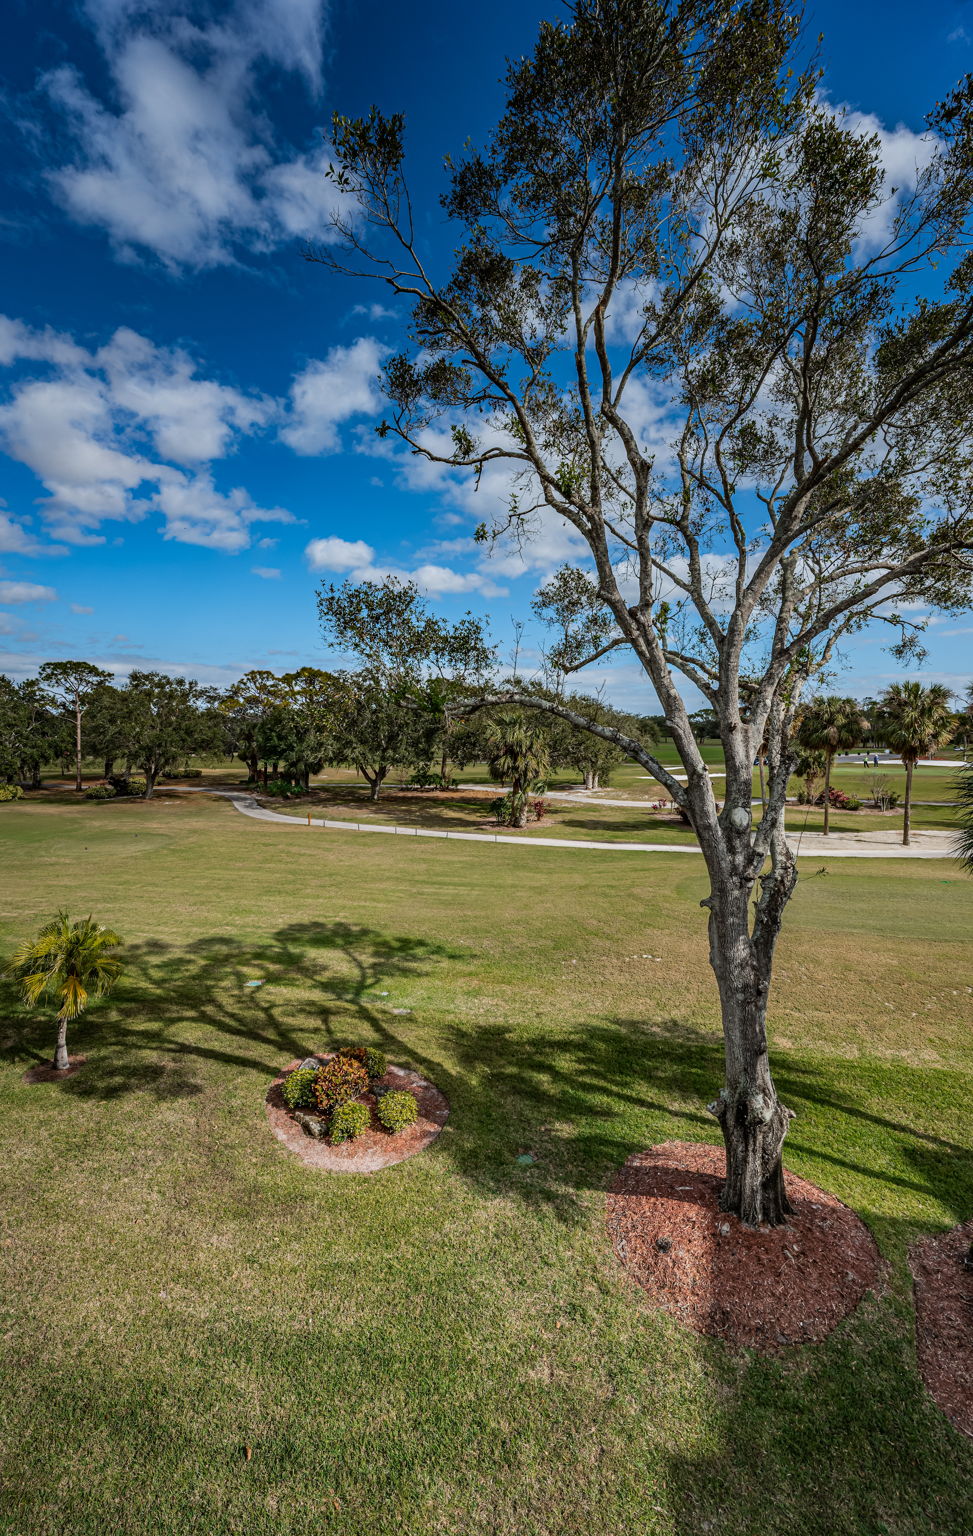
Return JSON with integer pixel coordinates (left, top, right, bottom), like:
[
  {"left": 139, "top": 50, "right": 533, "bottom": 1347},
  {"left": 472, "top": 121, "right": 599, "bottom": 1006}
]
[
  {"left": 376, "top": 1090, "right": 418, "bottom": 1134},
  {"left": 330, "top": 1101, "right": 370, "bottom": 1144},
  {"left": 281, "top": 1067, "right": 318, "bottom": 1110}
]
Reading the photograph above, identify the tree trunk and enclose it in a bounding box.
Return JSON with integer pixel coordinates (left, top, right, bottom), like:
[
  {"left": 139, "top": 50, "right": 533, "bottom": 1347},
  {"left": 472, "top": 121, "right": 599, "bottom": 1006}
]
[
  {"left": 707, "top": 884, "right": 795, "bottom": 1227},
  {"left": 74, "top": 699, "right": 83, "bottom": 792},
  {"left": 249, "top": 753, "right": 259, "bottom": 783},
  {"left": 104, "top": 757, "right": 114, "bottom": 780},
  {"left": 591, "top": 772, "right": 600, "bottom": 790},
  {"left": 31, "top": 763, "right": 41, "bottom": 790},
  {"left": 52, "top": 1016, "right": 70, "bottom": 1072},
  {"left": 369, "top": 767, "right": 387, "bottom": 802},
  {"left": 903, "top": 758, "right": 913, "bottom": 847},
  {"left": 144, "top": 767, "right": 156, "bottom": 799},
  {"left": 822, "top": 753, "right": 832, "bottom": 835},
  {"left": 584, "top": 769, "right": 594, "bottom": 790},
  {"left": 303, "top": 768, "right": 310, "bottom": 792}
]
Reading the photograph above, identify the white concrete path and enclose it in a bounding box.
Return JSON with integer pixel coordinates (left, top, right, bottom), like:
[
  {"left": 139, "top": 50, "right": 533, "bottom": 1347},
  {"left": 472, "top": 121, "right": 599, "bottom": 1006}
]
[{"left": 169, "top": 787, "right": 956, "bottom": 860}]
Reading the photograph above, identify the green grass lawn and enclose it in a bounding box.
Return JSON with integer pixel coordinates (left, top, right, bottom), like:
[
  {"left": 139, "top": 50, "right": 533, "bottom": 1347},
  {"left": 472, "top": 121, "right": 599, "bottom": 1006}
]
[{"left": 1, "top": 795, "right": 972, "bottom": 1535}]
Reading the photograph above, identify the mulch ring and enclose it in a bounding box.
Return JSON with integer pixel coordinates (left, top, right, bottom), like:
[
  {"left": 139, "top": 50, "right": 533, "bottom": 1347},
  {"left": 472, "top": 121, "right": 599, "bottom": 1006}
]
[
  {"left": 23, "top": 1055, "right": 86, "bottom": 1083},
  {"left": 909, "top": 1217, "right": 973, "bottom": 1439},
  {"left": 265, "top": 1055, "right": 449, "bottom": 1174},
  {"left": 606, "top": 1140, "right": 882, "bottom": 1352}
]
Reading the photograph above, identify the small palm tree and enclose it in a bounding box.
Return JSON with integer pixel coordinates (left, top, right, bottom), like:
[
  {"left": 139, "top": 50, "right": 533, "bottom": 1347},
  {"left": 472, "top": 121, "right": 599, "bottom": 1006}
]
[
  {"left": 486, "top": 713, "right": 551, "bottom": 827},
  {"left": 4, "top": 911, "right": 123, "bottom": 1071},
  {"left": 877, "top": 681, "right": 955, "bottom": 847},
  {"left": 955, "top": 766, "right": 973, "bottom": 873},
  {"left": 796, "top": 696, "right": 869, "bottom": 836}
]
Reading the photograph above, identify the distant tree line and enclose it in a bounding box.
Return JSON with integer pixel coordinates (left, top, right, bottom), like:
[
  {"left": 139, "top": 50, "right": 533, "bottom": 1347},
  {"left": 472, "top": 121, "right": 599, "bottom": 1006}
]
[{"left": 1, "top": 581, "right": 970, "bottom": 840}]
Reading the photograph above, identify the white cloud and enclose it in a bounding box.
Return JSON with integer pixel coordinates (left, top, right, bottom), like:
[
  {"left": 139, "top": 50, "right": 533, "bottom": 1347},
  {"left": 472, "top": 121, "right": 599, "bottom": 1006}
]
[
  {"left": 40, "top": 0, "right": 347, "bottom": 269},
  {"left": 252, "top": 565, "right": 281, "bottom": 579},
  {"left": 71, "top": 603, "right": 94, "bottom": 613},
  {"left": 304, "top": 534, "right": 506, "bottom": 598},
  {"left": 305, "top": 536, "right": 376, "bottom": 572},
  {"left": 0, "top": 580, "right": 57, "bottom": 603},
  {"left": 281, "top": 338, "right": 386, "bottom": 454},
  {"left": 0, "top": 314, "right": 287, "bottom": 549},
  {"left": 0, "top": 509, "right": 64, "bottom": 556}
]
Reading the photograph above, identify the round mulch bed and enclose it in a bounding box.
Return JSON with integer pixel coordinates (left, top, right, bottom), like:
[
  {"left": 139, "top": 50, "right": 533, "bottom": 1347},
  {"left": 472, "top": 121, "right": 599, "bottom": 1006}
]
[
  {"left": 910, "top": 1217, "right": 973, "bottom": 1440},
  {"left": 265, "top": 1055, "right": 449, "bottom": 1173},
  {"left": 23, "top": 1055, "right": 86, "bottom": 1083},
  {"left": 606, "top": 1140, "right": 881, "bottom": 1351}
]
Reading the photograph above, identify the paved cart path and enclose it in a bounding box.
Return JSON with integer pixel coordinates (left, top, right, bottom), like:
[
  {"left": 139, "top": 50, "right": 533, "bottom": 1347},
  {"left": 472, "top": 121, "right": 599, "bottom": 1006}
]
[{"left": 168, "top": 787, "right": 957, "bottom": 860}]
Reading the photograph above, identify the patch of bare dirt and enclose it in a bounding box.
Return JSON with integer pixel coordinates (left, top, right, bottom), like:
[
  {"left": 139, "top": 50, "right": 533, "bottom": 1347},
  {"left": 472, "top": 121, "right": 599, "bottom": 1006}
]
[
  {"left": 23, "top": 1055, "right": 87, "bottom": 1083},
  {"left": 910, "top": 1217, "right": 973, "bottom": 1439},
  {"left": 265, "top": 1055, "right": 449, "bottom": 1173},
  {"left": 606, "top": 1140, "right": 881, "bottom": 1351}
]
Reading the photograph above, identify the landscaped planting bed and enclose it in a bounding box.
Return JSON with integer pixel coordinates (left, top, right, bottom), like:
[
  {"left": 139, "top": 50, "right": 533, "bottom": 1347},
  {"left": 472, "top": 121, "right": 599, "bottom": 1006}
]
[{"left": 265, "top": 1046, "right": 449, "bottom": 1172}]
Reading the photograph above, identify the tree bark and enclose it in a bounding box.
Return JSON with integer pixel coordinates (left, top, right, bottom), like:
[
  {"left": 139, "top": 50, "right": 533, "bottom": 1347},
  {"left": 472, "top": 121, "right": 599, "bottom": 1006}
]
[
  {"left": 144, "top": 767, "right": 156, "bottom": 799},
  {"left": 104, "top": 757, "right": 114, "bottom": 780},
  {"left": 705, "top": 858, "right": 795, "bottom": 1226},
  {"left": 903, "top": 758, "right": 913, "bottom": 846},
  {"left": 822, "top": 752, "right": 833, "bottom": 835},
  {"left": 52, "top": 1016, "right": 69, "bottom": 1072}
]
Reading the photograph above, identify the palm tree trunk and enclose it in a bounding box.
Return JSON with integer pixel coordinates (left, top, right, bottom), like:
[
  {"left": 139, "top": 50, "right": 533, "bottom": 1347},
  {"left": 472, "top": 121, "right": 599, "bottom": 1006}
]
[
  {"left": 823, "top": 753, "right": 832, "bottom": 836},
  {"left": 74, "top": 699, "right": 83, "bottom": 792},
  {"left": 903, "top": 759, "right": 913, "bottom": 847},
  {"left": 53, "top": 1016, "right": 69, "bottom": 1072}
]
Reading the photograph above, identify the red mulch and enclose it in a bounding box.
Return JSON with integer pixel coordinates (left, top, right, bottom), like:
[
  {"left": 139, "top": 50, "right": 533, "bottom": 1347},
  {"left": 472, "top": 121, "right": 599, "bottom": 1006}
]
[
  {"left": 606, "top": 1140, "right": 882, "bottom": 1352},
  {"left": 265, "top": 1056, "right": 449, "bottom": 1173},
  {"left": 910, "top": 1217, "right": 973, "bottom": 1439},
  {"left": 23, "top": 1055, "right": 87, "bottom": 1083}
]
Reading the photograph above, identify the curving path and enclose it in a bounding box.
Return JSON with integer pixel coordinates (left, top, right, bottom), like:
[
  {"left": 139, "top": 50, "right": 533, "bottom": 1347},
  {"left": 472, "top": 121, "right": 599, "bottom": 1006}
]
[{"left": 169, "top": 787, "right": 956, "bottom": 860}]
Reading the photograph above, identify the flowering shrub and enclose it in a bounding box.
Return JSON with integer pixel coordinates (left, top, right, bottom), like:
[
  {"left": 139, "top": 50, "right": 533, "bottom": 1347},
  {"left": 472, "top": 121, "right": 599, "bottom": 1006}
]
[
  {"left": 85, "top": 784, "right": 117, "bottom": 800},
  {"left": 0, "top": 784, "right": 24, "bottom": 802},
  {"left": 313, "top": 1055, "right": 369, "bottom": 1112},
  {"left": 330, "top": 1100, "right": 370, "bottom": 1143},
  {"left": 376, "top": 1090, "right": 418, "bottom": 1134}
]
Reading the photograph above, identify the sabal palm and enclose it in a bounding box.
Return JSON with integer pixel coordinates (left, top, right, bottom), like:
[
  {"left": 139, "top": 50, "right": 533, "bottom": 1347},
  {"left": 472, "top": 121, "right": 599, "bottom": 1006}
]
[
  {"left": 796, "top": 696, "right": 869, "bottom": 836},
  {"left": 487, "top": 713, "right": 551, "bottom": 826},
  {"left": 877, "top": 681, "right": 955, "bottom": 847},
  {"left": 4, "top": 911, "right": 123, "bottom": 1070}
]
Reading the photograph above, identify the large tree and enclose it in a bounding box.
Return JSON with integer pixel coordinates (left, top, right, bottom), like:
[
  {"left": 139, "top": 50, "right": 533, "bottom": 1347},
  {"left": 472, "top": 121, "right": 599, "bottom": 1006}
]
[
  {"left": 316, "top": 0, "right": 973, "bottom": 1223},
  {"left": 876, "top": 680, "right": 955, "bottom": 845},
  {"left": 318, "top": 577, "right": 495, "bottom": 789},
  {"left": 123, "top": 672, "right": 215, "bottom": 798},
  {"left": 37, "top": 661, "right": 112, "bottom": 792}
]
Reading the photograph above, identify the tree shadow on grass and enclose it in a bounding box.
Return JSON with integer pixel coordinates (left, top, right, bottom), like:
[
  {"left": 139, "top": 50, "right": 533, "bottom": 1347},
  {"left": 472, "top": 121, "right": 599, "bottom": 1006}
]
[
  {"left": 3, "top": 925, "right": 971, "bottom": 1230},
  {"left": 0, "top": 920, "right": 462, "bottom": 1104}
]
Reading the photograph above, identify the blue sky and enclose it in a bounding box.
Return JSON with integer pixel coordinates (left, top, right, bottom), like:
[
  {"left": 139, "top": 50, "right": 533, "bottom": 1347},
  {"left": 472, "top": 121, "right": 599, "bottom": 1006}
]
[{"left": 0, "top": 0, "right": 971, "bottom": 708}]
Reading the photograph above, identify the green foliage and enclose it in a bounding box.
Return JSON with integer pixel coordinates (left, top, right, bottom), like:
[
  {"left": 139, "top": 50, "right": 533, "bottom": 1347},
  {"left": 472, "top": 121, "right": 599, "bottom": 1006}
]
[
  {"left": 126, "top": 778, "right": 148, "bottom": 798},
  {"left": 329, "top": 1099, "right": 371, "bottom": 1144},
  {"left": 376, "top": 1089, "right": 418, "bottom": 1134},
  {"left": 339, "top": 1044, "right": 387, "bottom": 1079},
  {"left": 0, "top": 783, "right": 24, "bottom": 802},
  {"left": 84, "top": 785, "right": 117, "bottom": 801},
  {"left": 264, "top": 778, "right": 303, "bottom": 798},
  {"left": 313, "top": 1054, "right": 369, "bottom": 1111},
  {"left": 281, "top": 1067, "right": 319, "bottom": 1110}
]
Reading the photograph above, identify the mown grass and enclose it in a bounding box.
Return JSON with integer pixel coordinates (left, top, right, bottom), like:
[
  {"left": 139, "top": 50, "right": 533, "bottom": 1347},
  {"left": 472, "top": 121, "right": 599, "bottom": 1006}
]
[{"left": 1, "top": 795, "right": 972, "bottom": 1535}]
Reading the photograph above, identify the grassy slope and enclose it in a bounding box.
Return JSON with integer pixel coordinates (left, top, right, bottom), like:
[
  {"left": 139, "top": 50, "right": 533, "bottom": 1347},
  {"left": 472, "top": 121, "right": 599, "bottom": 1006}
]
[{"left": 1, "top": 795, "right": 972, "bottom": 1536}]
